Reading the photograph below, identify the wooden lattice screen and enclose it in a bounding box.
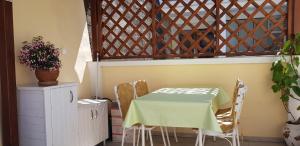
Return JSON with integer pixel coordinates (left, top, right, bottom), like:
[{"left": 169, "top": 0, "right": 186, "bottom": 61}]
[
  {"left": 92, "top": 0, "right": 292, "bottom": 60},
  {"left": 216, "top": 0, "right": 289, "bottom": 56},
  {"left": 99, "top": 0, "right": 153, "bottom": 59}
]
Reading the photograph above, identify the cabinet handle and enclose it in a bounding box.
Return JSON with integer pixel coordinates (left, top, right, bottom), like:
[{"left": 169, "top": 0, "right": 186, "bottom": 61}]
[
  {"left": 91, "top": 110, "right": 94, "bottom": 120},
  {"left": 70, "top": 90, "right": 74, "bottom": 103}
]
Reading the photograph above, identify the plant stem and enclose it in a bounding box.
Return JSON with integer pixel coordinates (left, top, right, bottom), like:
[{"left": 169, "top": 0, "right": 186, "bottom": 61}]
[
  {"left": 282, "top": 102, "right": 296, "bottom": 121},
  {"left": 290, "top": 55, "right": 299, "bottom": 77}
]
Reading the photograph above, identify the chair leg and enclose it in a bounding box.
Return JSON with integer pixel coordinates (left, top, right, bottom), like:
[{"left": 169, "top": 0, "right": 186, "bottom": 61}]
[
  {"left": 202, "top": 134, "right": 206, "bottom": 145},
  {"left": 173, "top": 128, "right": 178, "bottom": 142},
  {"left": 195, "top": 134, "right": 199, "bottom": 146},
  {"left": 137, "top": 128, "right": 141, "bottom": 146},
  {"left": 121, "top": 128, "right": 127, "bottom": 146},
  {"left": 142, "top": 125, "right": 145, "bottom": 146},
  {"left": 160, "top": 127, "right": 167, "bottom": 146},
  {"left": 149, "top": 130, "right": 154, "bottom": 146},
  {"left": 133, "top": 128, "right": 136, "bottom": 146},
  {"left": 146, "top": 130, "right": 149, "bottom": 140},
  {"left": 198, "top": 129, "right": 203, "bottom": 146},
  {"left": 236, "top": 128, "right": 240, "bottom": 146},
  {"left": 224, "top": 138, "right": 233, "bottom": 146},
  {"left": 213, "top": 136, "right": 217, "bottom": 141},
  {"left": 232, "top": 131, "right": 237, "bottom": 146},
  {"left": 165, "top": 127, "right": 171, "bottom": 146}
]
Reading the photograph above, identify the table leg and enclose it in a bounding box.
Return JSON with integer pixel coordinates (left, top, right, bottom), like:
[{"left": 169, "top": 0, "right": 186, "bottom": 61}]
[
  {"left": 142, "top": 125, "right": 145, "bottom": 146},
  {"left": 198, "top": 128, "right": 203, "bottom": 146},
  {"left": 164, "top": 127, "right": 171, "bottom": 146}
]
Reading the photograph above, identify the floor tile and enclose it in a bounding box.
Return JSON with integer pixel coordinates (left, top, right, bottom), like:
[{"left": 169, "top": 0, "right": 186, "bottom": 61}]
[{"left": 105, "top": 136, "right": 285, "bottom": 146}]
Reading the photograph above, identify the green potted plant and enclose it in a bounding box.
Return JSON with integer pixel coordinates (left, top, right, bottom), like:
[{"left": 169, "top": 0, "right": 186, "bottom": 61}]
[
  {"left": 271, "top": 33, "right": 300, "bottom": 145},
  {"left": 18, "top": 36, "right": 61, "bottom": 86}
]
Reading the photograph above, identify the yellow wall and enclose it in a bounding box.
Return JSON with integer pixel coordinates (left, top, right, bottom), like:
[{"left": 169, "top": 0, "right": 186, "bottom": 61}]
[
  {"left": 102, "top": 64, "right": 286, "bottom": 138},
  {"left": 13, "top": 0, "right": 92, "bottom": 98}
]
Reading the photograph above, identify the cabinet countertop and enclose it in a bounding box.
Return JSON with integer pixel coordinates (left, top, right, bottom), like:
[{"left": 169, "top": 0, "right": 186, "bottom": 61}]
[{"left": 17, "top": 82, "right": 79, "bottom": 91}]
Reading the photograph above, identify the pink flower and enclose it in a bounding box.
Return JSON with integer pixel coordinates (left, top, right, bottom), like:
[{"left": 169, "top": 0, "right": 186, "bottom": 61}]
[{"left": 18, "top": 36, "right": 61, "bottom": 71}]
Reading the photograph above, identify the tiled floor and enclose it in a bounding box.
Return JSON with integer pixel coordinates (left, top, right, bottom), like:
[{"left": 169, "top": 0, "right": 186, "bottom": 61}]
[{"left": 106, "top": 136, "right": 286, "bottom": 146}]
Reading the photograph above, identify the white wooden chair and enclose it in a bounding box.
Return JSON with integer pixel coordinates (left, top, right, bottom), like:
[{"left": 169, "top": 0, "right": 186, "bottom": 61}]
[
  {"left": 115, "top": 83, "right": 154, "bottom": 146},
  {"left": 195, "top": 80, "right": 247, "bottom": 146},
  {"left": 115, "top": 82, "right": 167, "bottom": 146},
  {"left": 133, "top": 80, "right": 170, "bottom": 146}
]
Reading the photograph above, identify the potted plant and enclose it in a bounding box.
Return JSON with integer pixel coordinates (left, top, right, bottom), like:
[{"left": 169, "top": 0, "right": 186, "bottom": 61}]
[
  {"left": 19, "top": 36, "right": 61, "bottom": 86},
  {"left": 271, "top": 33, "right": 300, "bottom": 146}
]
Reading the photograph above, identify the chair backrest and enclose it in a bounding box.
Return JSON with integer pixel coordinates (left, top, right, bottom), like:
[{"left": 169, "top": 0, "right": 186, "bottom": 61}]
[
  {"left": 230, "top": 79, "right": 242, "bottom": 115},
  {"left": 232, "top": 79, "right": 240, "bottom": 104},
  {"left": 220, "top": 79, "right": 242, "bottom": 120},
  {"left": 114, "top": 83, "right": 135, "bottom": 120},
  {"left": 133, "top": 80, "right": 149, "bottom": 98},
  {"left": 232, "top": 80, "right": 247, "bottom": 127}
]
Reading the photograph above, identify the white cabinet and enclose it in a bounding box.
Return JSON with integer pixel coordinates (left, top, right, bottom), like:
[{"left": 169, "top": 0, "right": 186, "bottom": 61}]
[
  {"left": 18, "top": 83, "right": 79, "bottom": 146},
  {"left": 78, "top": 99, "right": 109, "bottom": 146}
]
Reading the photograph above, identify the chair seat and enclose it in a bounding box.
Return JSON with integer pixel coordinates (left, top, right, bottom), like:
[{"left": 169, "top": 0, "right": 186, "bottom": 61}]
[
  {"left": 131, "top": 124, "right": 156, "bottom": 130},
  {"left": 192, "top": 118, "right": 234, "bottom": 133},
  {"left": 216, "top": 108, "right": 232, "bottom": 119},
  {"left": 216, "top": 108, "right": 231, "bottom": 115},
  {"left": 218, "top": 120, "right": 234, "bottom": 133}
]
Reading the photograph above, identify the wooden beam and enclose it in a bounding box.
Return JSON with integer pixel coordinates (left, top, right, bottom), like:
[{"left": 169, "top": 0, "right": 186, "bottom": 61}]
[
  {"left": 294, "top": 0, "right": 300, "bottom": 33},
  {"left": 0, "top": 0, "right": 19, "bottom": 145},
  {"left": 91, "top": 0, "right": 99, "bottom": 60},
  {"left": 288, "top": 0, "right": 295, "bottom": 36}
]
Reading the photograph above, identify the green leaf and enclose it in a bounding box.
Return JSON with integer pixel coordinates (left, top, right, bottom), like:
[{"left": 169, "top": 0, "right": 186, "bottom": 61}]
[
  {"left": 296, "top": 33, "right": 300, "bottom": 41},
  {"left": 272, "top": 61, "right": 284, "bottom": 83},
  {"left": 273, "top": 71, "right": 283, "bottom": 83},
  {"left": 272, "top": 84, "right": 281, "bottom": 92},
  {"left": 283, "top": 77, "right": 293, "bottom": 86},
  {"left": 283, "top": 40, "right": 292, "bottom": 53},
  {"left": 280, "top": 95, "right": 289, "bottom": 102},
  {"left": 292, "top": 86, "right": 300, "bottom": 97},
  {"left": 286, "top": 64, "right": 295, "bottom": 75},
  {"left": 271, "top": 62, "right": 275, "bottom": 70},
  {"left": 294, "top": 57, "right": 300, "bottom": 67},
  {"left": 295, "top": 43, "right": 300, "bottom": 55},
  {"left": 292, "top": 76, "right": 299, "bottom": 84}
]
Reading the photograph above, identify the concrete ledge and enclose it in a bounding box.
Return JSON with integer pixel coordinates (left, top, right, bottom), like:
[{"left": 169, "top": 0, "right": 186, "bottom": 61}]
[{"left": 94, "top": 56, "right": 278, "bottom": 67}]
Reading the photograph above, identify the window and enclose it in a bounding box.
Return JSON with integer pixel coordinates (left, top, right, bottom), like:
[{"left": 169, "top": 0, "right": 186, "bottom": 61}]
[{"left": 90, "top": 0, "right": 292, "bottom": 60}]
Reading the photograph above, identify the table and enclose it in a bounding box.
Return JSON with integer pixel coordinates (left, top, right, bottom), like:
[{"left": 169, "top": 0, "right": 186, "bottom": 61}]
[{"left": 124, "top": 87, "right": 230, "bottom": 146}]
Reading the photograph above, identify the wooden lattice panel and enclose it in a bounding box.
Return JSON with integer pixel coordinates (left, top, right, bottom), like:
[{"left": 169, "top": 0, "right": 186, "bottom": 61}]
[
  {"left": 154, "top": 0, "right": 216, "bottom": 58},
  {"left": 216, "top": 0, "right": 288, "bottom": 56},
  {"left": 95, "top": 0, "right": 290, "bottom": 59},
  {"left": 100, "top": 0, "right": 153, "bottom": 59}
]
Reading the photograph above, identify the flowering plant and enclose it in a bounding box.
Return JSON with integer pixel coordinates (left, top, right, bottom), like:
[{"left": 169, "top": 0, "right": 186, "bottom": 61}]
[{"left": 19, "top": 36, "right": 61, "bottom": 71}]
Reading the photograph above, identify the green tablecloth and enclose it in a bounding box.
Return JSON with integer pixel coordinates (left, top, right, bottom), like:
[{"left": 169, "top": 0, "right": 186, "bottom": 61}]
[{"left": 124, "top": 88, "right": 230, "bottom": 132}]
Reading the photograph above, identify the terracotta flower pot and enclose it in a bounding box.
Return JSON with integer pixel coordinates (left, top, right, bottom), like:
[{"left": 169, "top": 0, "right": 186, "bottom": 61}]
[{"left": 35, "top": 69, "right": 59, "bottom": 86}]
